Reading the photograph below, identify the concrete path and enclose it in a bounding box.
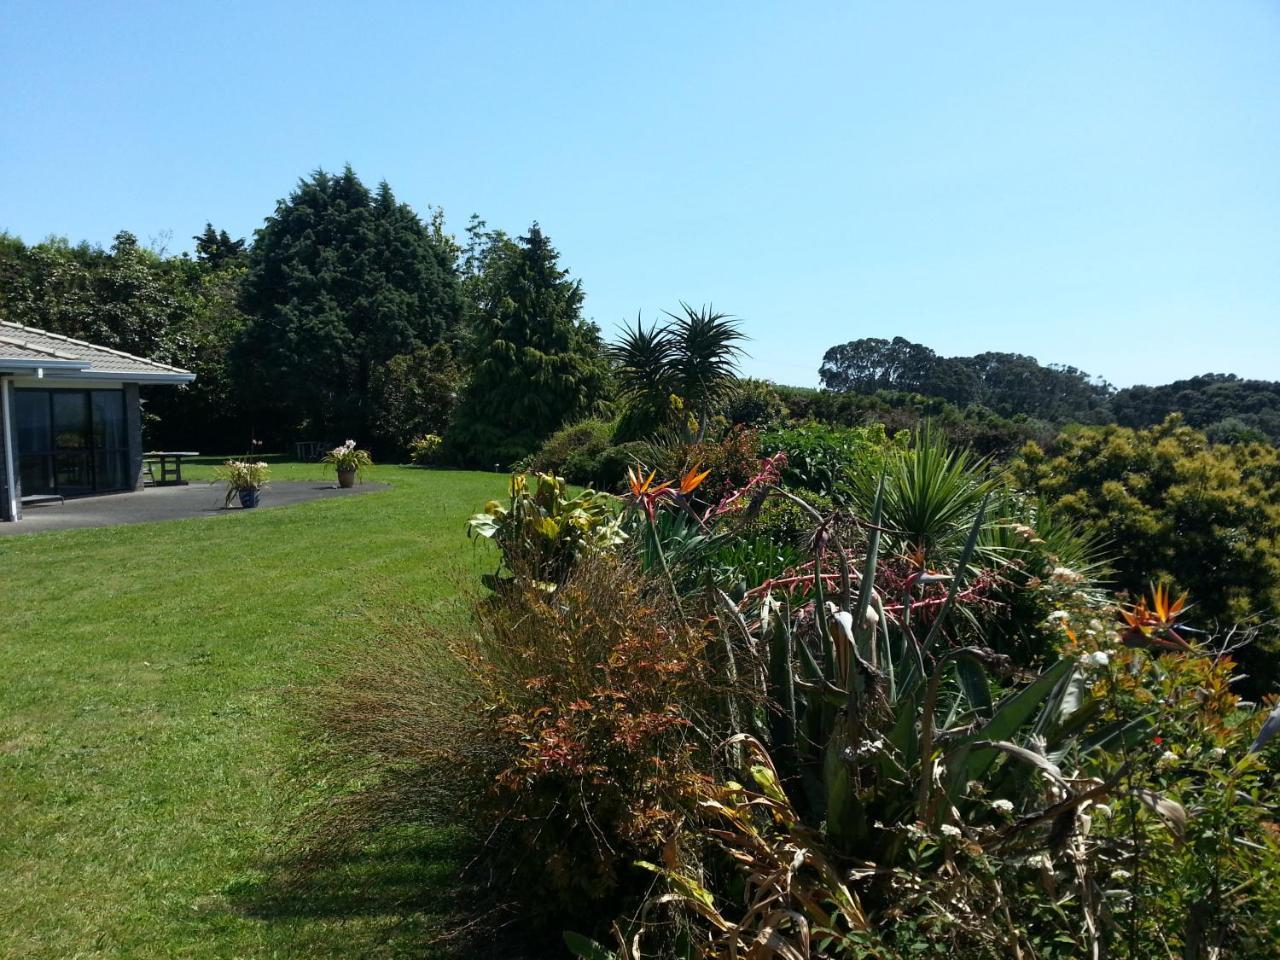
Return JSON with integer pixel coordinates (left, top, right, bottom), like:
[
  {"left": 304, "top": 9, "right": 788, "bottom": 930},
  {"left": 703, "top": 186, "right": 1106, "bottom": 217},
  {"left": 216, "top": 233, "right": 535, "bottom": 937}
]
[{"left": 0, "top": 481, "right": 389, "bottom": 536}]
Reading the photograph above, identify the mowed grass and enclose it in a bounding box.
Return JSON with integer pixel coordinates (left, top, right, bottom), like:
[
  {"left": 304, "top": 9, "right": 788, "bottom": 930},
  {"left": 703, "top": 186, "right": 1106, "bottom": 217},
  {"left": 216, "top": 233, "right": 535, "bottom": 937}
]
[{"left": 0, "top": 462, "right": 506, "bottom": 959}]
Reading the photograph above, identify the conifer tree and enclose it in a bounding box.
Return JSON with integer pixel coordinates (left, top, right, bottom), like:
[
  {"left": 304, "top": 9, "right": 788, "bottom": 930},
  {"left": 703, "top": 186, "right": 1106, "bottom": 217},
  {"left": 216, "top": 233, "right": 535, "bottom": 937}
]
[
  {"left": 236, "top": 167, "right": 462, "bottom": 440},
  {"left": 448, "top": 223, "right": 609, "bottom": 466}
]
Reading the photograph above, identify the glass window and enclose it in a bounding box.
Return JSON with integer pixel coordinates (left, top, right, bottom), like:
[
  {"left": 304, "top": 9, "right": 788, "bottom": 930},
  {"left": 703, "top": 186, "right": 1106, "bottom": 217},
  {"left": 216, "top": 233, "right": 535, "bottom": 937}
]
[
  {"left": 53, "top": 452, "right": 92, "bottom": 495},
  {"left": 52, "top": 392, "right": 89, "bottom": 450},
  {"left": 14, "top": 391, "right": 51, "bottom": 455},
  {"left": 91, "top": 391, "right": 126, "bottom": 450},
  {"left": 94, "top": 450, "right": 128, "bottom": 491},
  {"left": 12, "top": 389, "right": 131, "bottom": 495},
  {"left": 19, "top": 455, "right": 52, "bottom": 496}
]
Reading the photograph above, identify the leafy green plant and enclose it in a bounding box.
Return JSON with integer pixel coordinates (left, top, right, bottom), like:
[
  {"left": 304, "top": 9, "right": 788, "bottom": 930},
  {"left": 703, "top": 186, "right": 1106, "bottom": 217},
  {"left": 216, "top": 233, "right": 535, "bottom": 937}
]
[
  {"left": 759, "top": 421, "right": 897, "bottom": 500},
  {"left": 848, "top": 422, "right": 996, "bottom": 568},
  {"left": 1011, "top": 415, "right": 1280, "bottom": 692},
  {"left": 467, "top": 472, "right": 625, "bottom": 589}
]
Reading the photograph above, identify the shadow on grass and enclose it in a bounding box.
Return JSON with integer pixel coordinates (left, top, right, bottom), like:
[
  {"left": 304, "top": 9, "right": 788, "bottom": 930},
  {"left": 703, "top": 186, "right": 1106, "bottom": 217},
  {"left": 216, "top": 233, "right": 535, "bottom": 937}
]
[
  {"left": 234, "top": 830, "right": 462, "bottom": 920},
  {"left": 227, "top": 825, "right": 560, "bottom": 959}
]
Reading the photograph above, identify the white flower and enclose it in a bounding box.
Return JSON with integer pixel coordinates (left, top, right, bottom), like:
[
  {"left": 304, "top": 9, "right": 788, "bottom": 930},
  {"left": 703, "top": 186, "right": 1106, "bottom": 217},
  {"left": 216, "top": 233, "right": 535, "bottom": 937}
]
[
  {"left": 1208, "top": 746, "right": 1226, "bottom": 760},
  {"left": 939, "top": 824, "right": 963, "bottom": 839},
  {"left": 1047, "top": 611, "right": 1070, "bottom": 622},
  {"left": 1156, "top": 750, "right": 1179, "bottom": 769},
  {"left": 991, "top": 799, "right": 1014, "bottom": 815},
  {"left": 1051, "top": 566, "right": 1084, "bottom": 585},
  {"left": 1081, "top": 650, "right": 1110, "bottom": 670}
]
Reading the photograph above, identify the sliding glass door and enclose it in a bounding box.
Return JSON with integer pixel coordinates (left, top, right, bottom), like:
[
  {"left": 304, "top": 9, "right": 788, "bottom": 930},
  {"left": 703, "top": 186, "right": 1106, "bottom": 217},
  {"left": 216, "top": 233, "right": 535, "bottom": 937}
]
[{"left": 14, "top": 389, "right": 130, "bottom": 496}]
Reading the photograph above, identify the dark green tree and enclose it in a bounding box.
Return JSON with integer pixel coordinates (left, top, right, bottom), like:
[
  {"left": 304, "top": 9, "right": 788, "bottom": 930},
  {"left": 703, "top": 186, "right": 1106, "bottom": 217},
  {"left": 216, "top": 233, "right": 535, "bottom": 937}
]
[
  {"left": 235, "top": 167, "right": 462, "bottom": 441},
  {"left": 0, "top": 230, "right": 252, "bottom": 450},
  {"left": 447, "top": 223, "right": 609, "bottom": 466},
  {"left": 193, "top": 223, "right": 247, "bottom": 269},
  {"left": 820, "top": 336, "right": 1112, "bottom": 423},
  {"left": 1113, "top": 374, "right": 1280, "bottom": 444}
]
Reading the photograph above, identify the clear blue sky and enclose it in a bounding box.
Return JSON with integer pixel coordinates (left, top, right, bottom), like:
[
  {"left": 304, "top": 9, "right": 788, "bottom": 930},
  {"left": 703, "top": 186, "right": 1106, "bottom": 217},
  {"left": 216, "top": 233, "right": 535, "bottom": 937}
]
[{"left": 2, "top": 2, "right": 1277, "bottom": 388}]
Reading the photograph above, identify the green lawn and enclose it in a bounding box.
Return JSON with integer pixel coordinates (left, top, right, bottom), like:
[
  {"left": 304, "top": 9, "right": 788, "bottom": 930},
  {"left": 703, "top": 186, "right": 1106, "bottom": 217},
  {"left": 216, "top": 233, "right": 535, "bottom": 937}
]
[{"left": 1, "top": 463, "right": 506, "bottom": 959}]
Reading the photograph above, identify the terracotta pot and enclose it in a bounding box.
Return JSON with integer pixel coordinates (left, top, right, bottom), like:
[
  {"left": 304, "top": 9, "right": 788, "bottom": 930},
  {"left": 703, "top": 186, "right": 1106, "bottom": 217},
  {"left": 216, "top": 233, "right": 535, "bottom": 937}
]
[{"left": 337, "top": 469, "right": 357, "bottom": 488}]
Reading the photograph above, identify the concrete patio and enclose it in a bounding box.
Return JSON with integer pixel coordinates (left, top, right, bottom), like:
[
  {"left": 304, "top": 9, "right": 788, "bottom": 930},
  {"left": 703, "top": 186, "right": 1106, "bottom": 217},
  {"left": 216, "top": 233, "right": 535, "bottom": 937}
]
[{"left": 0, "top": 480, "right": 389, "bottom": 536}]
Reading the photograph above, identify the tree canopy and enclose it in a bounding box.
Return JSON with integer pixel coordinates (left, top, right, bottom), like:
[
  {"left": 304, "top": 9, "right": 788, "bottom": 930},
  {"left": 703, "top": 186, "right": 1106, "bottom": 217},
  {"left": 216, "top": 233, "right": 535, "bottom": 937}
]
[
  {"left": 819, "top": 335, "right": 1112, "bottom": 423},
  {"left": 235, "top": 166, "right": 462, "bottom": 441}
]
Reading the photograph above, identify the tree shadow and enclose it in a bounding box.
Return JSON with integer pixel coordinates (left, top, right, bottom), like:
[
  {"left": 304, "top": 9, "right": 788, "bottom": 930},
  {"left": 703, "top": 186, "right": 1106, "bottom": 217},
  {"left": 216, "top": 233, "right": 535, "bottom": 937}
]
[{"left": 226, "top": 825, "right": 560, "bottom": 959}]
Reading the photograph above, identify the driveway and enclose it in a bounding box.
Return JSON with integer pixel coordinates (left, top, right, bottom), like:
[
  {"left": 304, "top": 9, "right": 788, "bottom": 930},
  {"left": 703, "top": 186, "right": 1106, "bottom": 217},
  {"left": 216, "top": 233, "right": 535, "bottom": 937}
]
[{"left": 0, "top": 481, "right": 389, "bottom": 536}]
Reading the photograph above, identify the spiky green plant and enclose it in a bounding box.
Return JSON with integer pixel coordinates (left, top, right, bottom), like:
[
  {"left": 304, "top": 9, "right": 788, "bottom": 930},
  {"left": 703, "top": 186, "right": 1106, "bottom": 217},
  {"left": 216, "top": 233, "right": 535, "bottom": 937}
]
[
  {"left": 850, "top": 423, "right": 997, "bottom": 569},
  {"left": 722, "top": 485, "right": 1154, "bottom": 865}
]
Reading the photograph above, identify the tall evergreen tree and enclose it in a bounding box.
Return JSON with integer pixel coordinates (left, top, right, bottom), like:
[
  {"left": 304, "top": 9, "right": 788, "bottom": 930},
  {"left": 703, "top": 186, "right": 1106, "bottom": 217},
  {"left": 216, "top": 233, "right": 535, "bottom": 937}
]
[
  {"left": 235, "top": 167, "right": 462, "bottom": 440},
  {"left": 448, "top": 223, "right": 609, "bottom": 466},
  {"left": 193, "top": 223, "right": 247, "bottom": 269}
]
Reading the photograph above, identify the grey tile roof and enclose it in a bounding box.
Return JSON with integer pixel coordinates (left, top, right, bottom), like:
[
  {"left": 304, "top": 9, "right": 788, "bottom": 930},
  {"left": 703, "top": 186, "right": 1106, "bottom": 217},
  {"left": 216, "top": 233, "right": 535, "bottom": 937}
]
[{"left": 0, "top": 322, "right": 194, "bottom": 380}]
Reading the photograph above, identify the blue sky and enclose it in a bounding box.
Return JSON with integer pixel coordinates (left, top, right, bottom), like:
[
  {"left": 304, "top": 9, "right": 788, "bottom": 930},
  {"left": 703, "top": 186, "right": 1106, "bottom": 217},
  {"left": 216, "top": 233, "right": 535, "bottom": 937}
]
[{"left": 2, "top": 2, "right": 1277, "bottom": 388}]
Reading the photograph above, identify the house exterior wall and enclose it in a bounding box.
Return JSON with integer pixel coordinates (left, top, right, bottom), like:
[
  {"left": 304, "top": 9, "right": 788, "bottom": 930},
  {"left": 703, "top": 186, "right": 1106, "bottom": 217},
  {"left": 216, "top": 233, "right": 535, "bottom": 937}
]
[
  {"left": 0, "top": 376, "right": 17, "bottom": 521},
  {"left": 0, "top": 380, "right": 143, "bottom": 512},
  {"left": 124, "top": 382, "right": 143, "bottom": 491}
]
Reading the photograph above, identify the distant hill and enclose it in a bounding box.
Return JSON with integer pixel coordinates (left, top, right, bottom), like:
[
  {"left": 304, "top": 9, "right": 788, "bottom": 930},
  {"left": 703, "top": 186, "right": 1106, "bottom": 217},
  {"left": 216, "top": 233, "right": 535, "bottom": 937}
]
[
  {"left": 816, "top": 336, "right": 1280, "bottom": 444},
  {"left": 1112, "top": 374, "right": 1280, "bottom": 444}
]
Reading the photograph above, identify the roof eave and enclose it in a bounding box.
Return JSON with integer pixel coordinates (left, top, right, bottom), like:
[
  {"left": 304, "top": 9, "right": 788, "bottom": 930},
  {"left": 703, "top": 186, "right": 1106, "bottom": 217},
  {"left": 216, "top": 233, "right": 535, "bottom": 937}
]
[
  {"left": 46, "top": 369, "right": 197, "bottom": 384},
  {"left": 0, "top": 358, "right": 89, "bottom": 373}
]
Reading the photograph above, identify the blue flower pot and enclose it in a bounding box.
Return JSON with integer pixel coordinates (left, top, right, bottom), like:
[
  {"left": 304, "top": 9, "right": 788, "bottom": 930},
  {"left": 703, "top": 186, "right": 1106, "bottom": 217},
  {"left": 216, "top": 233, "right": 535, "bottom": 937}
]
[{"left": 238, "top": 488, "right": 261, "bottom": 509}]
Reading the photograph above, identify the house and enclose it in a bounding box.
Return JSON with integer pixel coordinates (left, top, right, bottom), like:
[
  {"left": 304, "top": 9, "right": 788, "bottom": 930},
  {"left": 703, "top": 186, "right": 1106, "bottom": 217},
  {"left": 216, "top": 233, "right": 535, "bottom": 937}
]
[{"left": 0, "top": 321, "right": 195, "bottom": 521}]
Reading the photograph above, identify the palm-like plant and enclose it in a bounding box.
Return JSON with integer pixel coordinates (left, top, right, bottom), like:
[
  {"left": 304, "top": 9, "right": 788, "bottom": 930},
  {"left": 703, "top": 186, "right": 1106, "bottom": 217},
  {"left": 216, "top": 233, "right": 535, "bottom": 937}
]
[
  {"left": 666, "top": 302, "right": 746, "bottom": 434},
  {"left": 609, "top": 314, "right": 677, "bottom": 423},
  {"left": 610, "top": 303, "right": 746, "bottom": 442},
  {"left": 851, "top": 423, "right": 997, "bottom": 569}
]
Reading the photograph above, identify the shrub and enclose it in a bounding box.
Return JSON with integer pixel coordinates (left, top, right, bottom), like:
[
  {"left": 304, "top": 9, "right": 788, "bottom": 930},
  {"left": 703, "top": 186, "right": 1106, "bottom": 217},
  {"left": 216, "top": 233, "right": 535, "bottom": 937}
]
[
  {"left": 313, "top": 555, "right": 725, "bottom": 935},
  {"left": 759, "top": 421, "right": 897, "bottom": 500},
  {"left": 1011, "top": 415, "right": 1280, "bottom": 692},
  {"left": 719, "top": 377, "right": 785, "bottom": 429},
  {"left": 661, "top": 425, "right": 765, "bottom": 510},
  {"left": 407, "top": 433, "right": 442, "bottom": 465},
  {"left": 369, "top": 344, "right": 463, "bottom": 458},
  {"left": 459, "top": 556, "right": 721, "bottom": 926}
]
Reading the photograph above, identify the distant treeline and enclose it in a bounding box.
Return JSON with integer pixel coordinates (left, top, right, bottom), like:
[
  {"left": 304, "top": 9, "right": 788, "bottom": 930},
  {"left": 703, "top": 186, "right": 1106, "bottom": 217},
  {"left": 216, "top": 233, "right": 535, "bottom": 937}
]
[
  {"left": 819, "top": 335, "right": 1280, "bottom": 444},
  {"left": 2, "top": 168, "right": 1275, "bottom": 463},
  {"left": 0, "top": 166, "right": 609, "bottom": 465}
]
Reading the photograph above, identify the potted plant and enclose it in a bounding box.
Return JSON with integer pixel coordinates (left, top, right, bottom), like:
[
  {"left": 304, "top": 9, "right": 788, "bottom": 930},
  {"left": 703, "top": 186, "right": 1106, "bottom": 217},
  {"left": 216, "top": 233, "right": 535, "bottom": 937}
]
[
  {"left": 324, "top": 440, "right": 373, "bottom": 488},
  {"left": 216, "top": 459, "right": 270, "bottom": 508}
]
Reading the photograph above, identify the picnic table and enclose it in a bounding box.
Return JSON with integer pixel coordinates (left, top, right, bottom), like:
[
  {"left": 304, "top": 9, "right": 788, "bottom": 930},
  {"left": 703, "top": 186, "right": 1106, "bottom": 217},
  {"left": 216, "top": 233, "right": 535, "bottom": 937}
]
[
  {"left": 144, "top": 451, "right": 199, "bottom": 486},
  {"left": 294, "top": 440, "right": 334, "bottom": 462}
]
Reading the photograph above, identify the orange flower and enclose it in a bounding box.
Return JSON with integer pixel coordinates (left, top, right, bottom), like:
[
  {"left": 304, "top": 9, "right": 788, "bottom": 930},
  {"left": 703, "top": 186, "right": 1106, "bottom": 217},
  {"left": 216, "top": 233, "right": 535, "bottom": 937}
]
[
  {"left": 1120, "top": 583, "right": 1192, "bottom": 650},
  {"left": 626, "top": 465, "right": 673, "bottom": 521},
  {"left": 677, "top": 463, "right": 711, "bottom": 496},
  {"left": 627, "top": 466, "right": 671, "bottom": 499}
]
